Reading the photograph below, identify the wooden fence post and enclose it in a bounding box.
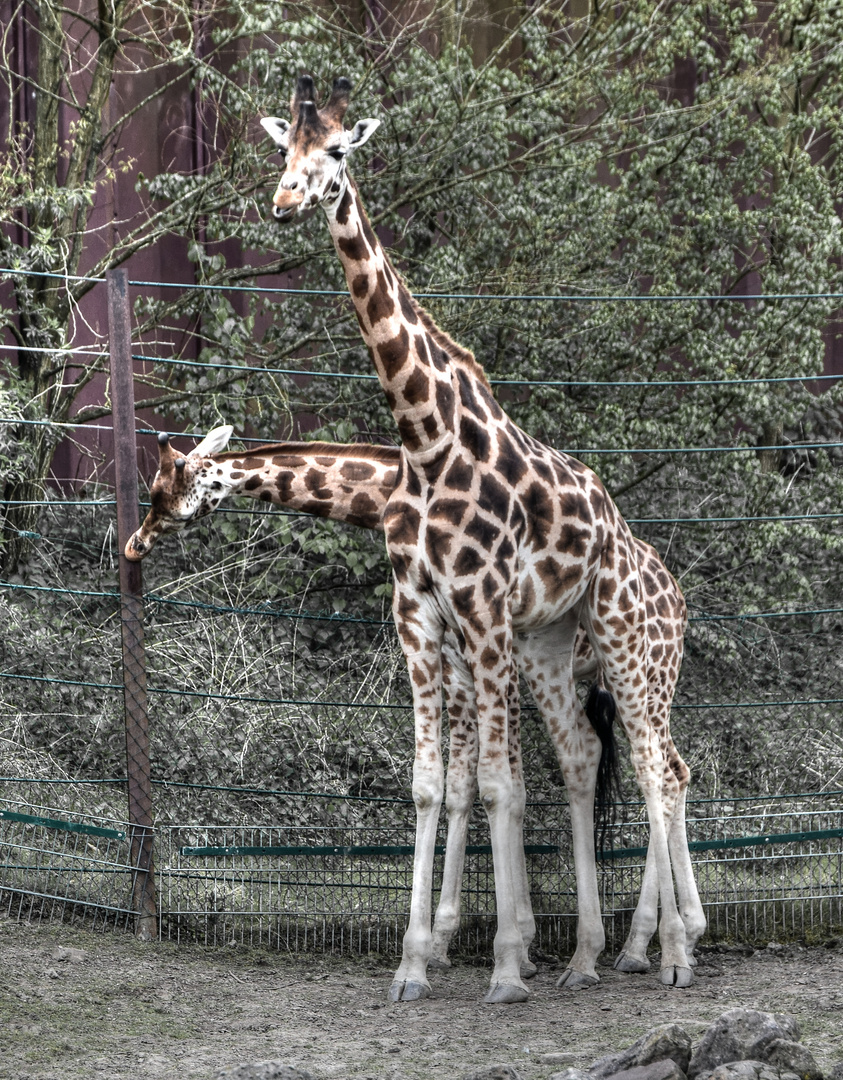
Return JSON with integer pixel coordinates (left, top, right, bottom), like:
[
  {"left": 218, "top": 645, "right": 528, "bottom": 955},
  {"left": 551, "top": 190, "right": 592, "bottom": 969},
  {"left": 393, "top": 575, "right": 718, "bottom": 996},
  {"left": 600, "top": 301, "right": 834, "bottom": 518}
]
[{"left": 107, "top": 267, "right": 158, "bottom": 941}]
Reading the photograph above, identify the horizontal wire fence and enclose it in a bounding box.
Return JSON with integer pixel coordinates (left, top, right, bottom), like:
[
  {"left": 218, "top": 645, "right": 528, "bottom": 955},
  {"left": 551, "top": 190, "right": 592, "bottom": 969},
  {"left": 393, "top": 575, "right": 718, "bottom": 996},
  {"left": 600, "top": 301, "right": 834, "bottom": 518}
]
[{"left": 2, "top": 267, "right": 843, "bottom": 953}]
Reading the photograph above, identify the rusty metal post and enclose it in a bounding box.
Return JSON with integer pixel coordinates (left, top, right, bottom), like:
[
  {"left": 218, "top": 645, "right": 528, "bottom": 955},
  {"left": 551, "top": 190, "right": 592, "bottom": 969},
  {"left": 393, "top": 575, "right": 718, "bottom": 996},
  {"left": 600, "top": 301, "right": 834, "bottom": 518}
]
[{"left": 107, "top": 267, "right": 158, "bottom": 940}]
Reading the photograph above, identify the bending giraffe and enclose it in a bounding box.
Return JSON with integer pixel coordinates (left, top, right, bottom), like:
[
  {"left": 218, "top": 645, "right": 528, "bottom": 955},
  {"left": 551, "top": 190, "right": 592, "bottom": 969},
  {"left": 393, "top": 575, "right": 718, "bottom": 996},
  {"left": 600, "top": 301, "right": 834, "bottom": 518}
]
[
  {"left": 126, "top": 428, "right": 704, "bottom": 984},
  {"left": 258, "top": 74, "right": 697, "bottom": 1002}
]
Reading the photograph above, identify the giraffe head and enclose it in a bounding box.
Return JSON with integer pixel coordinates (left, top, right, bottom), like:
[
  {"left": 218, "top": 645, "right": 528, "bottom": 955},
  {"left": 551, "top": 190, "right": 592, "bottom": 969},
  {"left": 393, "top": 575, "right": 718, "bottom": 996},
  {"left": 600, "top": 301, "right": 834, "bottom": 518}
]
[
  {"left": 260, "top": 75, "right": 380, "bottom": 222},
  {"left": 124, "top": 425, "right": 234, "bottom": 561}
]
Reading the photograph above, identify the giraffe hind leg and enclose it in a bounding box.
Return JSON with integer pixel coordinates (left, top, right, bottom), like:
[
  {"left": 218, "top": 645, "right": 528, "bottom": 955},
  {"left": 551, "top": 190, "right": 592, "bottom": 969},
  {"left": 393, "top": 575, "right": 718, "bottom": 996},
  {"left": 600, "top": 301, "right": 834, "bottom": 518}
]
[{"left": 590, "top": 616, "right": 692, "bottom": 984}]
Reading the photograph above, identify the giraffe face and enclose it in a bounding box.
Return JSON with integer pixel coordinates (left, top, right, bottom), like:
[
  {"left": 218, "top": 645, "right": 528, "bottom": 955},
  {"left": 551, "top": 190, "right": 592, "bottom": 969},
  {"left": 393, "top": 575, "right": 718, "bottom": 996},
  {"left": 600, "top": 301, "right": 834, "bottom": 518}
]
[
  {"left": 260, "top": 75, "right": 380, "bottom": 222},
  {"left": 124, "top": 426, "right": 233, "bottom": 561}
]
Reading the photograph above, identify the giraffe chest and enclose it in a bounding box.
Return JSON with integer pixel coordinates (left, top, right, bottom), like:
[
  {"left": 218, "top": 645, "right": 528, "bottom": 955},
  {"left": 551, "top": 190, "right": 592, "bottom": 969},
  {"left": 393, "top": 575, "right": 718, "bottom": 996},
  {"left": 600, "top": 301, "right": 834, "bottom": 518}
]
[{"left": 382, "top": 449, "right": 606, "bottom": 633}]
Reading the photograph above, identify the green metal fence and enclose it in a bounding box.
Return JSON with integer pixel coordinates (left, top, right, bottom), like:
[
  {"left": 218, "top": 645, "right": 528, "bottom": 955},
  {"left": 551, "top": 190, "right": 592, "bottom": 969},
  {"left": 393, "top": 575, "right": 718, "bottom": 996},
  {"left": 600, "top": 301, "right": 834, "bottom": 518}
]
[
  {"left": 4, "top": 781, "right": 843, "bottom": 955},
  {"left": 0, "top": 797, "right": 137, "bottom": 932}
]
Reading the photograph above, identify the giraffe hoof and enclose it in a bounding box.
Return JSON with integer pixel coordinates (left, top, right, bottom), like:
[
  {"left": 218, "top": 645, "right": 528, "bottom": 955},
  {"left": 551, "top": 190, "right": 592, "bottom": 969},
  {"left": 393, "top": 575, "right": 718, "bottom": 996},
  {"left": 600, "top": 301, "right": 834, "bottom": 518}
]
[
  {"left": 555, "top": 967, "right": 598, "bottom": 990},
  {"left": 614, "top": 950, "right": 651, "bottom": 974},
  {"left": 428, "top": 955, "right": 451, "bottom": 971},
  {"left": 388, "top": 979, "right": 430, "bottom": 1002},
  {"left": 520, "top": 958, "right": 538, "bottom": 979},
  {"left": 661, "top": 965, "right": 694, "bottom": 988},
  {"left": 483, "top": 981, "right": 530, "bottom": 1004}
]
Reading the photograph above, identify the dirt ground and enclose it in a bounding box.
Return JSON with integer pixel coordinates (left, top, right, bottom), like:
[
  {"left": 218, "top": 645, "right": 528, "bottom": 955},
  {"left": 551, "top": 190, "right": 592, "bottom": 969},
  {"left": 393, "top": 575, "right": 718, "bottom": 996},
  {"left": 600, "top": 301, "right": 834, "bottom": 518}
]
[{"left": 3, "top": 914, "right": 843, "bottom": 1080}]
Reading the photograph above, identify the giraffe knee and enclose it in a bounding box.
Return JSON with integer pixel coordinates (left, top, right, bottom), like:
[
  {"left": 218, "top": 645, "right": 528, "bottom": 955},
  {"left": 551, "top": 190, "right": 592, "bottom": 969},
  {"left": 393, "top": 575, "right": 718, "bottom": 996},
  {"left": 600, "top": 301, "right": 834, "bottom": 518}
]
[
  {"left": 445, "top": 775, "right": 476, "bottom": 816},
  {"left": 412, "top": 770, "right": 444, "bottom": 811}
]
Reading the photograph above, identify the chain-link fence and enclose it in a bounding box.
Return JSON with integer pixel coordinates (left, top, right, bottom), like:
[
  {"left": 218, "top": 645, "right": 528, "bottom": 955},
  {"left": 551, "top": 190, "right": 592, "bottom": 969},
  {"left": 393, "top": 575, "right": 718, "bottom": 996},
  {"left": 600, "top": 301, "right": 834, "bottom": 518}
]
[
  {"left": 1, "top": 785, "right": 140, "bottom": 933},
  {"left": 3, "top": 779, "right": 843, "bottom": 954}
]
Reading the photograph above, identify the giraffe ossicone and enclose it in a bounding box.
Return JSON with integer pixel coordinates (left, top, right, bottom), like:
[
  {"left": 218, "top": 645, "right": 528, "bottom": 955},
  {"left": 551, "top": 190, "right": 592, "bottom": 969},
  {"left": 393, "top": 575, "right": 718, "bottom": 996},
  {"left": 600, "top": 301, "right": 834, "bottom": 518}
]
[{"left": 126, "top": 427, "right": 704, "bottom": 993}]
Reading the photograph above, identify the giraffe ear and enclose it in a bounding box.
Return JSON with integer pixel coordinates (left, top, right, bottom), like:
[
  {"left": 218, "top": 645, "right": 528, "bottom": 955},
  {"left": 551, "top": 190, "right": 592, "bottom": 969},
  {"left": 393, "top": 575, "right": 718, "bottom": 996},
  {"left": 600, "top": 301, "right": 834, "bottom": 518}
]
[
  {"left": 191, "top": 425, "right": 233, "bottom": 459},
  {"left": 348, "top": 118, "right": 380, "bottom": 151},
  {"left": 260, "top": 117, "right": 291, "bottom": 148}
]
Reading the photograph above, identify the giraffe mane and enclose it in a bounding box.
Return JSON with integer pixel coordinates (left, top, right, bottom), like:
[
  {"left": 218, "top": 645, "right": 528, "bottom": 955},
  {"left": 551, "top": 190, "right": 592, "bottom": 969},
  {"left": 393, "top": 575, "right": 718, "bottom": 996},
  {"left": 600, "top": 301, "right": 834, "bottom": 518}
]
[
  {"left": 347, "top": 180, "right": 494, "bottom": 395},
  {"left": 212, "top": 441, "right": 400, "bottom": 462},
  {"left": 413, "top": 303, "right": 494, "bottom": 395}
]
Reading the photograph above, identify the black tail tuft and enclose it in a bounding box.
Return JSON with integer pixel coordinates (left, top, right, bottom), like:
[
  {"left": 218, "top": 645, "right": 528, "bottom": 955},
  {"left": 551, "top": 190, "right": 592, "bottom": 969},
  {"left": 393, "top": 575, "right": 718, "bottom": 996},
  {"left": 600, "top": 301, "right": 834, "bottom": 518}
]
[{"left": 585, "top": 683, "right": 623, "bottom": 858}]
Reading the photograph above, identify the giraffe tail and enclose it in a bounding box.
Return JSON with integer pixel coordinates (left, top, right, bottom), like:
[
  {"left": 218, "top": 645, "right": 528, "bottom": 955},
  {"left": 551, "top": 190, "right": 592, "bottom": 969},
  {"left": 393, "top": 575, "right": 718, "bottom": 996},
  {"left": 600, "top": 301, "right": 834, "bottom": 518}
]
[{"left": 585, "top": 682, "right": 623, "bottom": 857}]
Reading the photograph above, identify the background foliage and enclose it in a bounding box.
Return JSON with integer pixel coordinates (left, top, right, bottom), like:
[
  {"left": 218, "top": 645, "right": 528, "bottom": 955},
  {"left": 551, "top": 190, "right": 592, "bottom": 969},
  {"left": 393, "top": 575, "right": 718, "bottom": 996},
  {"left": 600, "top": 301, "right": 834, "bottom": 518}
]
[{"left": 2, "top": 1, "right": 843, "bottom": 826}]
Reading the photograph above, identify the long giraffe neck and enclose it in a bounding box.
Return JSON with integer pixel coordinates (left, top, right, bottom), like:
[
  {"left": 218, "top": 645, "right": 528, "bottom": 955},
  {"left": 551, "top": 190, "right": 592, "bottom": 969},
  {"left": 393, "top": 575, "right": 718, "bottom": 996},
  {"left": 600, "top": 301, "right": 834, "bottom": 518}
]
[
  {"left": 210, "top": 442, "right": 400, "bottom": 528},
  {"left": 324, "top": 181, "right": 498, "bottom": 458}
]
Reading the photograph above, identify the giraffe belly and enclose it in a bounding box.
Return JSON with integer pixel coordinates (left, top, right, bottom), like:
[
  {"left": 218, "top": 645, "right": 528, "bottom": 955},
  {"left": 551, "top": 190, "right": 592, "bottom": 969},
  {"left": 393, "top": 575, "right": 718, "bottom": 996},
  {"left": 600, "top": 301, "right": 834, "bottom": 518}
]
[{"left": 510, "top": 558, "right": 594, "bottom": 634}]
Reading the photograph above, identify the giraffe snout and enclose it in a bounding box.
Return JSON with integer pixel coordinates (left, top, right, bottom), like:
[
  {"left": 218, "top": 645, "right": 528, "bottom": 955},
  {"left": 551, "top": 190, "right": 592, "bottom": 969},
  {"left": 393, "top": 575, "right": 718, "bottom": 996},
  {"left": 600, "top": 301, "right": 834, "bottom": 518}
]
[
  {"left": 124, "top": 532, "right": 148, "bottom": 561},
  {"left": 273, "top": 183, "right": 305, "bottom": 213}
]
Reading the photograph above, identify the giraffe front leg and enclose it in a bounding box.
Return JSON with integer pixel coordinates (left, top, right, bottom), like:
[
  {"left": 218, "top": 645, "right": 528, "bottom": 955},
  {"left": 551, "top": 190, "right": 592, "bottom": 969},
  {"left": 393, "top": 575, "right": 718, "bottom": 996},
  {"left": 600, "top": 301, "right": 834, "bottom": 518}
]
[
  {"left": 389, "top": 622, "right": 445, "bottom": 1003},
  {"left": 503, "top": 655, "right": 537, "bottom": 980},
  {"left": 390, "top": 755, "right": 443, "bottom": 1001},
  {"left": 480, "top": 761, "right": 531, "bottom": 1004},
  {"left": 510, "top": 767, "right": 538, "bottom": 980},
  {"left": 431, "top": 648, "right": 535, "bottom": 981},
  {"left": 430, "top": 647, "right": 478, "bottom": 969},
  {"left": 469, "top": 631, "right": 530, "bottom": 1005},
  {"left": 429, "top": 767, "right": 474, "bottom": 969}
]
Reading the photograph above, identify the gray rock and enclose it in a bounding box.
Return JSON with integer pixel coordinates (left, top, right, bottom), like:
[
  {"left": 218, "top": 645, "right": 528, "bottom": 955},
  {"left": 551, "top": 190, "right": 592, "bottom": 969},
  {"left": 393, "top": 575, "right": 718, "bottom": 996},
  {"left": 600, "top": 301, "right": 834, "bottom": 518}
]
[
  {"left": 688, "top": 1010, "right": 801, "bottom": 1079},
  {"left": 603, "top": 1062, "right": 687, "bottom": 1080},
  {"left": 827, "top": 1066, "right": 843, "bottom": 1080},
  {"left": 702, "top": 1064, "right": 772, "bottom": 1080},
  {"left": 590, "top": 1023, "right": 693, "bottom": 1078},
  {"left": 51, "top": 946, "right": 86, "bottom": 963},
  {"left": 765, "top": 1040, "right": 822, "bottom": 1080},
  {"left": 701, "top": 1063, "right": 802, "bottom": 1080},
  {"left": 541, "top": 1055, "right": 579, "bottom": 1067},
  {"left": 461, "top": 1067, "right": 523, "bottom": 1080},
  {"left": 214, "top": 1064, "right": 314, "bottom": 1080},
  {"left": 703, "top": 1064, "right": 767, "bottom": 1080}
]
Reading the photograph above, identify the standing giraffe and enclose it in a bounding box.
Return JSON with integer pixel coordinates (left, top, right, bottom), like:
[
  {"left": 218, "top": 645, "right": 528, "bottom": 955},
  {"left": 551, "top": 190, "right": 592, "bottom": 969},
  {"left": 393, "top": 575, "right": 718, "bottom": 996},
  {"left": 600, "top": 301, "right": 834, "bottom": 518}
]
[
  {"left": 125, "top": 428, "right": 704, "bottom": 983},
  {"left": 258, "top": 74, "right": 695, "bottom": 1002}
]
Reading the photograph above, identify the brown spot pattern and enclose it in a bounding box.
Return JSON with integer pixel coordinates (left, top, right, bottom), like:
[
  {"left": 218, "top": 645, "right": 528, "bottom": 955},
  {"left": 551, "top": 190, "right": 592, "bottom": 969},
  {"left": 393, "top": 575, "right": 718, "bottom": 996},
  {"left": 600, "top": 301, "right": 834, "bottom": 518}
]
[{"left": 377, "top": 326, "right": 411, "bottom": 379}]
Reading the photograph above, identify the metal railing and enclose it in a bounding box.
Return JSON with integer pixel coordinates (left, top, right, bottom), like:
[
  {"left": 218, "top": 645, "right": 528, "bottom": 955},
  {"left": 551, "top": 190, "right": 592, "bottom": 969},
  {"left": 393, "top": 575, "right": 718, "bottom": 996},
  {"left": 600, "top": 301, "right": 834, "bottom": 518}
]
[{"left": 4, "top": 783, "right": 842, "bottom": 954}]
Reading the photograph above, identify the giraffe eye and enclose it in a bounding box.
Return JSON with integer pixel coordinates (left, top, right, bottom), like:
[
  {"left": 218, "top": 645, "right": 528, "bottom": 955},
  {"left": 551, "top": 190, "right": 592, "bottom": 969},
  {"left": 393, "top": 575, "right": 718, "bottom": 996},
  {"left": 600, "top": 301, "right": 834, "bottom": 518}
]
[{"left": 327, "top": 148, "right": 346, "bottom": 161}]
